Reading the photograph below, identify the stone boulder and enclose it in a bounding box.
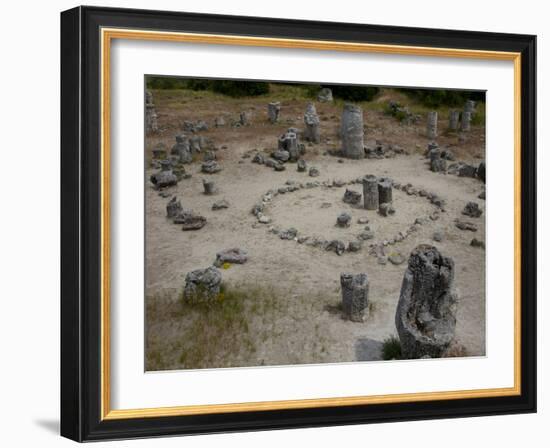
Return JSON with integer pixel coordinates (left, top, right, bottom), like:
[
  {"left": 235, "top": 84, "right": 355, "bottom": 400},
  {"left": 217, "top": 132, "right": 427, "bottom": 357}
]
[
  {"left": 214, "top": 248, "right": 248, "bottom": 267},
  {"left": 343, "top": 189, "right": 362, "bottom": 205},
  {"left": 173, "top": 209, "right": 207, "bottom": 230},
  {"left": 183, "top": 266, "right": 222, "bottom": 303},
  {"left": 462, "top": 201, "right": 482, "bottom": 218}
]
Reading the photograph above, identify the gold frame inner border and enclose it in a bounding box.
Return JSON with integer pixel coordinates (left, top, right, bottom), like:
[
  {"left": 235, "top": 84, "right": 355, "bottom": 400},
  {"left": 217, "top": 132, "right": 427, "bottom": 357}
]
[{"left": 100, "top": 27, "right": 522, "bottom": 421}]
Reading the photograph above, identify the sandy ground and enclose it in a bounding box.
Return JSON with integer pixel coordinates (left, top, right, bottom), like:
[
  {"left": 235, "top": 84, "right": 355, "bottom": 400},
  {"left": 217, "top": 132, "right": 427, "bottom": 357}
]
[{"left": 145, "top": 87, "right": 486, "bottom": 370}]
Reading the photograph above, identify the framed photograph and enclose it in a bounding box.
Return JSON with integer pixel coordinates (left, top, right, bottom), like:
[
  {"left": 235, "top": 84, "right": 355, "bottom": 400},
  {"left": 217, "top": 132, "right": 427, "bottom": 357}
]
[{"left": 60, "top": 6, "right": 536, "bottom": 442}]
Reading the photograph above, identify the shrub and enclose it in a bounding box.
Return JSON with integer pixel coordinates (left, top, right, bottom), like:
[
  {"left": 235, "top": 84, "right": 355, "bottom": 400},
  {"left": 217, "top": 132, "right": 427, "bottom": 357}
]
[
  {"left": 145, "top": 76, "right": 187, "bottom": 90},
  {"left": 402, "top": 88, "right": 485, "bottom": 108},
  {"left": 381, "top": 335, "right": 402, "bottom": 360},
  {"left": 210, "top": 80, "right": 270, "bottom": 97},
  {"left": 329, "top": 85, "right": 380, "bottom": 102}
]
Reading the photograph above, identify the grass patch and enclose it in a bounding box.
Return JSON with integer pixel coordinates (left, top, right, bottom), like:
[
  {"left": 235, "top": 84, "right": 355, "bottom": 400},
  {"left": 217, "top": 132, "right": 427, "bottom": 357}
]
[
  {"left": 381, "top": 335, "right": 402, "bottom": 360},
  {"left": 146, "top": 283, "right": 283, "bottom": 371}
]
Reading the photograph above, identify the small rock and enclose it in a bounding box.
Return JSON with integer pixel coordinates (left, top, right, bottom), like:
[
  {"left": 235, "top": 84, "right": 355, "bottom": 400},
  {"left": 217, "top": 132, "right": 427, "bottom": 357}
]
[
  {"left": 357, "top": 217, "right": 369, "bottom": 224},
  {"left": 433, "top": 231, "right": 444, "bottom": 242},
  {"left": 173, "top": 210, "right": 207, "bottom": 230},
  {"left": 455, "top": 219, "right": 478, "bottom": 232},
  {"left": 343, "top": 189, "right": 362, "bottom": 205},
  {"left": 325, "top": 240, "right": 346, "bottom": 256},
  {"left": 470, "top": 238, "right": 485, "bottom": 249},
  {"left": 336, "top": 212, "right": 352, "bottom": 228},
  {"left": 212, "top": 199, "right": 229, "bottom": 210},
  {"left": 358, "top": 231, "right": 375, "bottom": 241},
  {"left": 348, "top": 241, "right": 362, "bottom": 252},
  {"left": 183, "top": 266, "right": 222, "bottom": 303},
  {"left": 214, "top": 248, "right": 248, "bottom": 267},
  {"left": 388, "top": 253, "right": 406, "bottom": 265},
  {"left": 279, "top": 228, "right": 298, "bottom": 240},
  {"left": 297, "top": 159, "right": 307, "bottom": 172},
  {"left": 201, "top": 160, "right": 222, "bottom": 174},
  {"left": 309, "top": 166, "right": 320, "bottom": 177},
  {"left": 379, "top": 203, "right": 395, "bottom": 217},
  {"left": 462, "top": 201, "right": 483, "bottom": 218}
]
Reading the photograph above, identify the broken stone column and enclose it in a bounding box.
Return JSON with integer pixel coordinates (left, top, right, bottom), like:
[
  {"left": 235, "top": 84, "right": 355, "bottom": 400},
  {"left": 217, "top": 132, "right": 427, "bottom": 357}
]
[
  {"left": 166, "top": 196, "right": 182, "bottom": 218},
  {"left": 278, "top": 129, "right": 300, "bottom": 161},
  {"left": 426, "top": 111, "right": 438, "bottom": 139},
  {"left": 303, "top": 103, "right": 320, "bottom": 143},
  {"left": 362, "top": 175, "right": 379, "bottom": 210},
  {"left": 461, "top": 111, "right": 472, "bottom": 132},
  {"left": 202, "top": 179, "right": 217, "bottom": 195},
  {"left": 318, "top": 87, "right": 333, "bottom": 102},
  {"left": 171, "top": 134, "right": 192, "bottom": 164},
  {"left": 448, "top": 110, "right": 460, "bottom": 130},
  {"left": 378, "top": 178, "right": 393, "bottom": 204},
  {"left": 239, "top": 111, "right": 251, "bottom": 126},
  {"left": 340, "top": 273, "right": 370, "bottom": 322},
  {"left": 145, "top": 90, "right": 158, "bottom": 134},
  {"left": 395, "top": 245, "right": 458, "bottom": 358},
  {"left": 464, "top": 100, "right": 476, "bottom": 114},
  {"left": 267, "top": 102, "right": 281, "bottom": 123},
  {"left": 341, "top": 104, "right": 364, "bottom": 159},
  {"left": 183, "top": 266, "right": 222, "bottom": 303}
]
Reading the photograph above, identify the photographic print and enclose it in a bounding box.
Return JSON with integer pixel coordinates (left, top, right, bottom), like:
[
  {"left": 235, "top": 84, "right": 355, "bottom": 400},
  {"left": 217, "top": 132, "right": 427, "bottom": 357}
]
[{"left": 144, "top": 77, "right": 486, "bottom": 371}]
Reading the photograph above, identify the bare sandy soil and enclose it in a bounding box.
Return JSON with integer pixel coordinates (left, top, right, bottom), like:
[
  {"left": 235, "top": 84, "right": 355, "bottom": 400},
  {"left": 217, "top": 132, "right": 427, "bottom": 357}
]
[{"left": 145, "top": 86, "right": 486, "bottom": 370}]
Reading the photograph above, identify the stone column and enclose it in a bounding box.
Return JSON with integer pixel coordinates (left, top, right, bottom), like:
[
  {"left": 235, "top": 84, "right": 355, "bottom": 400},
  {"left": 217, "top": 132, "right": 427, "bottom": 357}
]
[
  {"left": 426, "top": 111, "right": 438, "bottom": 139},
  {"left": 303, "top": 103, "right": 320, "bottom": 143},
  {"left": 461, "top": 111, "right": 472, "bottom": 132},
  {"left": 340, "top": 273, "right": 370, "bottom": 322},
  {"left": 378, "top": 178, "right": 393, "bottom": 204},
  {"left": 362, "top": 175, "right": 379, "bottom": 210},
  {"left": 448, "top": 110, "right": 460, "bottom": 130},
  {"left": 145, "top": 90, "right": 158, "bottom": 134},
  {"left": 395, "top": 245, "right": 457, "bottom": 359},
  {"left": 464, "top": 100, "right": 476, "bottom": 114},
  {"left": 268, "top": 102, "right": 281, "bottom": 123},
  {"left": 341, "top": 104, "right": 364, "bottom": 159},
  {"left": 240, "top": 111, "right": 251, "bottom": 126}
]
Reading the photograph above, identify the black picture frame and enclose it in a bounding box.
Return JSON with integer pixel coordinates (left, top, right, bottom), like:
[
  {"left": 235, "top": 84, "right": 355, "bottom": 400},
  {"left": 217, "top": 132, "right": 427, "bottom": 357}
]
[{"left": 61, "top": 5, "right": 536, "bottom": 442}]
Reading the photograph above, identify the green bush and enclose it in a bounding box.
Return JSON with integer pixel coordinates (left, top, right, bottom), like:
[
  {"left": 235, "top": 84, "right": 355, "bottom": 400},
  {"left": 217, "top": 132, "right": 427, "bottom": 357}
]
[
  {"left": 210, "top": 80, "right": 270, "bottom": 97},
  {"left": 381, "top": 335, "right": 402, "bottom": 360},
  {"left": 402, "top": 88, "right": 485, "bottom": 108},
  {"left": 329, "top": 85, "right": 380, "bottom": 102}
]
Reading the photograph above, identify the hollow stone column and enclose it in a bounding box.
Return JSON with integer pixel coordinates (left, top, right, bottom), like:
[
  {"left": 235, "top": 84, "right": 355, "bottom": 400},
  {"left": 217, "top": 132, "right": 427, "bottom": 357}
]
[
  {"left": 378, "top": 178, "right": 393, "bottom": 204},
  {"left": 395, "top": 245, "right": 457, "bottom": 359},
  {"left": 341, "top": 104, "right": 364, "bottom": 159},
  {"left": 340, "top": 273, "right": 370, "bottom": 322},
  {"left": 461, "top": 111, "right": 472, "bottom": 132},
  {"left": 448, "top": 110, "right": 460, "bottom": 130},
  {"left": 268, "top": 102, "right": 281, "bottom": 123},
  {"left": 362, "top": 175, "right": 379, "bottom": 210},
  {"left": 426, "top": 111, "right": 438, "bottom": 139},
  {"left": 303, "top": 103, "right": 320, "bottom": 143}
]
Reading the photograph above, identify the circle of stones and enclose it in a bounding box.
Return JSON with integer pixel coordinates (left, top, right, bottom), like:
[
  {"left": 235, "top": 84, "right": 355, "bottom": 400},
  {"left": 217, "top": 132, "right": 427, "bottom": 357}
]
[{"left": 251, "top": 176, "right": 446, "bottom": 257}]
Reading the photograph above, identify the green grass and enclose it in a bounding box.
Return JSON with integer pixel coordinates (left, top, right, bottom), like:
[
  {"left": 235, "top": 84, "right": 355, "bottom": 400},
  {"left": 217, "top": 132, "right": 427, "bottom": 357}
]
[
  {"left": 146, "top": 283, "right": 283, "bottom": 370},
  {"left": 381, "top": 335, "right": 402, "bottom": 360}
]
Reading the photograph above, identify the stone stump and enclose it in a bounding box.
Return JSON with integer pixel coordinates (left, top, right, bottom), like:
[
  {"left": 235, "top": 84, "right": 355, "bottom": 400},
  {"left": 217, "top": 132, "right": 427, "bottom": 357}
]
[
  {"left": 343, "top": 189, "right": 362, "bottom": 205},
  {"left": 426, "top": 111, "right": 438, "bottom": 139},
  {"left": 341, "top": 104, "right": 364, "bottom": 159},
  {"left": 171, "top": 134, "right": 192, "bottom": 163},
  {"left": 362, "top": 175, "right": 379, "bottom": 210},
  {"left": 378, "top": 178, "right": 393, "bottom": 204},
  {"left": 150, "top": 160, "right": 178, "bottom": 189},
  {"left": 461, "top": 111, "right": 472, "bottom": 132},
  {"left": 395, "top": 245, "right": 457, "bottom": 358},
  {"left": 166, "top": 196, "right": 182, "bottom": 218},
  {"left": 464, "top": 100, "right": 476, "bottom": 114},
  {"left": 448, "top": 110, "right": 460, "bottom": 130},
  {"left": 183, "top": 266, "right": 222, "bottom": 303},
  {"left": 268, "top": 102, "right": 281, "bottom": 123},
  {"left": 202, "top": 179, "right": 217, "bottom": 195},
  {"left": 340, "top": 273, "right": 370, "bottom": 322},
  {"left": 240, "top": 111, "right": 251, "bottom": 126},
  {"left": 303, "top": 103, "right": 320, "bottom": 143}
]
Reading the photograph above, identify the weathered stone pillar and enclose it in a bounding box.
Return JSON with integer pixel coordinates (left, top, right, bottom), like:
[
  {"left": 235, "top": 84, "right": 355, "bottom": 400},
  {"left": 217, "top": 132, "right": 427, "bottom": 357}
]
[
  {"left": 171, "top": 134, "right": 192, "bottom": 163},
  {"left": 145, "top": 90, "right": 158, "bottom": 134},
  {"left": 426, "top": 111, "right": 438, "bottom": 139},
  {"left": 166, "top": 196, "right": 182, "bottom": 218},
  {"left": 464, "top": 100, "right": 476, "bottom": 114},
  {"left": 318, "top": 87, "right": 333, "bottom": 102},
  {"left": 378, "top": 178, "right": 393, "bottom": 204},
  {"left": 395, "top": 245, "right": 457, "bottom": 359},
  {"left": 268, "top": 102, "right": 281, "bottom": 123},
  {"left": 461, "top": 111, "right": 472, "bottom": 132},
  {"left": 341, "top": 104, "right": 364, "bottom": 159},
  {"left": 303, "top": 103, "right": 320, "bottom": 143},
  {"left": 341, "top": 273, "right": 370, "bottom": 322},
  {"left": 362, "top": 175, "right": 379, "bottom": 210},
  {"left": 240, "top": 111, "right": 251, "bottom": 126},
  {"left": 448, "top": 110, "right": 460, "bottom": 130},
  {"left": 278, "top": 129, "right": 300, "bottom": 161}
]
